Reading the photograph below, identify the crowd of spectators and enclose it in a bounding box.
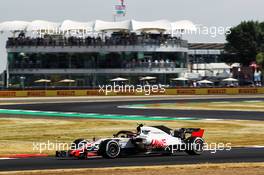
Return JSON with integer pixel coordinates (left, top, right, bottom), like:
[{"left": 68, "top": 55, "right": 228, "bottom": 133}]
[
  {"left": 11, "top": 57, "right": 180, "bottom": 69},
  {"left": 122, "top": 59, "right": 179, "bottom": 69},
  {"left": 6, "top": 32, "right": 186, "bottom": 47}
]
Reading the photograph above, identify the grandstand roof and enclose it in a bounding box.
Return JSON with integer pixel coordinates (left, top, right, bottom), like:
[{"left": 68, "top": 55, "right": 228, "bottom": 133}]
[
  {"left": 131, "top": 20, "right": 171, "bottom": 32},
  {"left": 27, "top": 20, "right": 60, "bottom": 32},
  {"left": 0, "top": 21, "right": 29, "bottom": 32},
  {"left": 0, "top": 19, "right": 197, "bottom": 33},
  {"left": 60, "top": 20, "right": 94, "bottom": 32},
  {"left": 94, "top": 20, "right": 131, "bottom": 31}
]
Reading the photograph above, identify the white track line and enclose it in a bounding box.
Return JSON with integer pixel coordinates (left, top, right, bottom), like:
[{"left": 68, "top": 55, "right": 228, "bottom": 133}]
[
  {"left": 204, "top": 119, "right": 222, "bottom": 121},
  {"left": 243, "top": 100, "right": 263, "bottom": 103},
  {"left": 246, "top": 146, "right": 264, "bottom": 148}
]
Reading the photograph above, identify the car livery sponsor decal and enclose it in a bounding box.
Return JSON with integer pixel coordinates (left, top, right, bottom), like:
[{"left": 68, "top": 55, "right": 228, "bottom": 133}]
[{"left": 151, "top": 139, "right": 166, "bottom": 148}]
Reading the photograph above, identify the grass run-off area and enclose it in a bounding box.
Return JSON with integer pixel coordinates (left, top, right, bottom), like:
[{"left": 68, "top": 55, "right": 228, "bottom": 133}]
[
  {"left": 0, "top": 114, "right": 264, "bottom": 155},
  {"left": 0, "top": 163, "right": 264, "bottom": 175},
  {"left": 127, "top": 100, "right": 264, "bottom": 112}
]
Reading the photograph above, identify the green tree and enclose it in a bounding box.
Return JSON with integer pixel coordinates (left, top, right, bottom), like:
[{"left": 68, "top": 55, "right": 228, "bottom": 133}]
[
  {"left": 225, "top": 21, "right": 264, "bottom": 65},
  {"left": 256, "top": 52, "right": 264, "bottom": 66},
  {"left": 259, "top": 22, "right": 264, "bottom": 51}
]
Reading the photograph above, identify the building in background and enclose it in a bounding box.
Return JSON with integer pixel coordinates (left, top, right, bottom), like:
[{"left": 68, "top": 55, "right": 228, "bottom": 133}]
[
  {"left": 4, "top": 20, "right": 191, "bottom": 88},
  {"left": 188, "top": 43, "right": 225, "bottom": 64}
]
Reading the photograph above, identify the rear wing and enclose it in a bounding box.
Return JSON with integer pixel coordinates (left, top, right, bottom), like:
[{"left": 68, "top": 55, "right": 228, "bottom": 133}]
[
  {"left": 174, "top": 128, "right": 205, "bottom": 139},
  {"left": 191, "top": 129, "right": 204, "bottom": 137}
]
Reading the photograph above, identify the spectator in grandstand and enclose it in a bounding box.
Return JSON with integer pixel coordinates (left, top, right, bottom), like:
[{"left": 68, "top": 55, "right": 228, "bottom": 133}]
[
  {"left": 154, "top": 60, "right": 159, "bottom": 67},
  {"left": 254, "top": 69, "right": 262, "bottom": 86},
  {"left": 193, "top": 81, "right": 197, "bottom": 87},
  {"left": 160, "top": 59, "right": 165, "bottom": 68},
  {"left": 148, "top": 59, "right": 152, "bottom": 68},
  {"left": 18, "top": 31, "right": 25, "bottom": 38}
]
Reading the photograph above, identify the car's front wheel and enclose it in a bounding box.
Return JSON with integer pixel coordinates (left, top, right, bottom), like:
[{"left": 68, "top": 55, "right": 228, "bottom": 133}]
[{"left": 99, "top": 140, "right": 121, "bottom": 159}]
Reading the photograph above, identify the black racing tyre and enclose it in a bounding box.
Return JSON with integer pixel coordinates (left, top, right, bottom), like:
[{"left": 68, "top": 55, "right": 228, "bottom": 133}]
[
  {"left": 99, "top": 139, "right": 120, "bottom": 159},
  {"left": 185, "top": 137, "right": 204, "bottom": 155}
]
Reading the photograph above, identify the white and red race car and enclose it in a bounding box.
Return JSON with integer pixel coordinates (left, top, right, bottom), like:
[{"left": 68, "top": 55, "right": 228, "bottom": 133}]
[{"left": 56, "top": 124, "right": 205, "bottom": 159}]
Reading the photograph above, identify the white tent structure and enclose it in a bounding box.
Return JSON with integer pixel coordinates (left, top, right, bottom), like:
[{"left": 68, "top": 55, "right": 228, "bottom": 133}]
[
  {"left": 171, "top": 77, "right": 189, "bottom": 81},
  {"left": 34, "top": 79, "right": 51, "bottom": 83},
  {"left": 222, "top": 78, "right": 238, "bottom": 82},
  {"left": 198, "top": 80, "right": 213, "bottom": 84},
  {"left": 139, "top": 76, "right": 157, "bottom": 81},
  {"left": 110, "top": 77, "right": 128, "bottom": 82},
  {"left": 59, "top": 79, "right": 76, "bottom": 83},
  {"left": 131, "top": 20, "right": 171, "bottom": 33},
  {"left": 171, "top": 77, "right": 189, "bottom": 87},
  {"left": 34, "top": 79, "right": 51, "bottom": 89},
  {"left": 60, "top": 20, "right": 94, "bottom": 33},
  {"left": 171, "top": 20, "right": 197, "bottom": 32},
  {"left": 94, "top": 20, "right": 131, "bottom": 32},
  {"left": 59, "top": 79, "right": 76, "bottom": 89},
  {"left": 0, "top": 21, "right": 29, "bottom": 32},
  {"left": 27, "top": 20, "right": 60, "bottom": 33}
]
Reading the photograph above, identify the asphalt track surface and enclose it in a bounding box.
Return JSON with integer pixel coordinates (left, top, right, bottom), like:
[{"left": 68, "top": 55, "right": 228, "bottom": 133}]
[
  {"left": 0, "top": 97, "right": 264, "bottom": 120},
  {"left": 0, "top": 96, "right": 263, "bottom": 171},
  {"left": 0, "top": 148, "right": 264, "bottom": 171}
]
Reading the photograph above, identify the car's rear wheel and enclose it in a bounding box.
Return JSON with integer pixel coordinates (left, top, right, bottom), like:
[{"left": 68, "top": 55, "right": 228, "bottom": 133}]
[
  {"left": 185, "top": 137, "right": 204, "bottom": 155},
  {"left": 99, "top": 140, "right": 120, "bottom": 159}
]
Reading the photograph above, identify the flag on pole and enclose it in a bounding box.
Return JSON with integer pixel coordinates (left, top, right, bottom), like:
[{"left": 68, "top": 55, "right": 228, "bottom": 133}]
[
  {"left": 113, "top": 0, "right": 126, "bottom": 17},
  {"left": 114, "top": 5, "right": 126, "bottom": 16}
]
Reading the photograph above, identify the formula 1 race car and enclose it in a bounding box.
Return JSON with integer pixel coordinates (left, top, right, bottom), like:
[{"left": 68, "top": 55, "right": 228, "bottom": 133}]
[{"left": 56, "top": 124, "right": 205, "bottom": 159}]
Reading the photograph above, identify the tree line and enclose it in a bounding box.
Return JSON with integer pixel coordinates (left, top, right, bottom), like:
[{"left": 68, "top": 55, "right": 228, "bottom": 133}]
[{"left": 225, "top": 21, "right": 264, "bottom": 66}]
